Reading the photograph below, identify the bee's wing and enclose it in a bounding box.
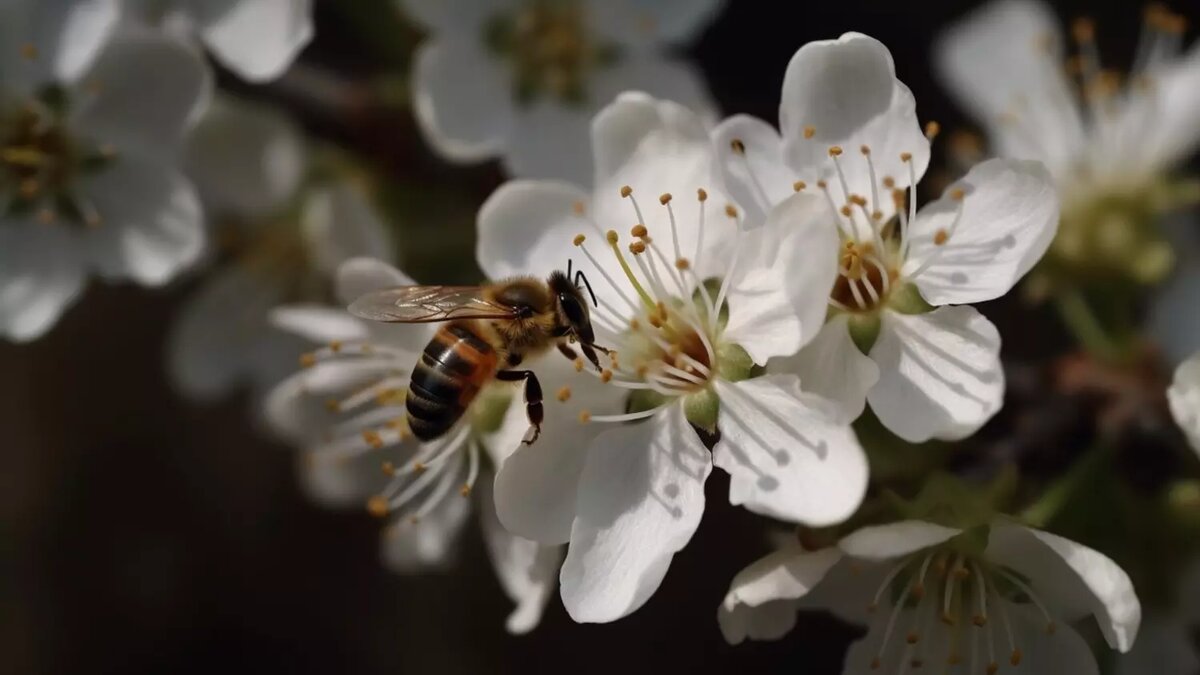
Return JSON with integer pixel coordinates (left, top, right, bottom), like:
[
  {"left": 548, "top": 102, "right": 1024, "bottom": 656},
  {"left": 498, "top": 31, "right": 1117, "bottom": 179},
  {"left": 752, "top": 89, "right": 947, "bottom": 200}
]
[{"left": 348, "top": 286, "right": 519, "bottom": 323}]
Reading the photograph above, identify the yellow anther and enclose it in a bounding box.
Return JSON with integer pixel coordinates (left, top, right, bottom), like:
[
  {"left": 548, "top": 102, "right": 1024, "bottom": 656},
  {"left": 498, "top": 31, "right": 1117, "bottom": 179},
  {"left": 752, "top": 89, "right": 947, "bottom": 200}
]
[
  {"left": 849, "top": 194, "right": 867, "bottom": 207},
  {"left": 366, "top": 496, "right": 389, "bottom": 518},
  {"left": 573, "top": 201, "right": 586, "bottom": 215},
  {"left": 606, "top": 229, "right": 619, "bottom": 245},
  {"left": 658, "top": 192, "right": 672, "bottom": 205},
  {"left": 573, "top": 234, "right": 586, "bottom": 246},
  {"left": 730, "top": 139, "right": 745, "bottom": 154},
  {"left": 629, "top": 241, "right": 646, "bottom": 255},
  {"left": 859, "top": 145, "right": 871, "bottom": 155},
  {"left": 36, "top": 208, "right": 55, "bottom": 225},
  {"left": 840, "top": 205, "right": 853, "bottom": 217},
  {"left": 413, "top": 462, "right": 427, "bottom": 473},
  {"left": 882, "top": 176, "right": 895, "bottom": 188},
  {"left": 900, "top": 152, "right": 913, "bottom": 162},
  {"left": 869, "top": 657, "right": 881, "bottom": 670},
  {"left": 949, "top": 188, "right": 965, "bottom": 201},
  {"left": 816, "top": 179, "right": 828, "bottom": 189},
  {"left": 697, "top": 188, "right": 708, "bottom": 202},
  {"left": 871, "top": 210, "right": 883, "bottom": 221},
  {"left": 578, "top": 410, "right": 592, "bottom": 424},
  {"left": 573, "top": 357, "right": 584, "bottom": 372},
  {"left": 362, "top": 430, "right": 384, "bottom": 448},
  {"left": 972, "top": 615, "right": 988, "bottom": 627},
  {"left": 792, "top": 180, "right": 806, "bottom": 192},
  {"left": 674, "top": 257, "right": 691, "bottom": 270},
  {"left": 924, "top": 120, "right": 941, "bottom": 140},
  {"left": 631, "top": 224, "right": 648, "bottom": 238},
  {"left": 19, "top": 43, "right": 36, "bottom": 60},
  {"left": 329, "top": 340, "right": 342, "bottom": 353},
  {"left": 381, "top": 461, "right": 396, "bottom": 476},
  {"left": 1010, "top": 650, "right": 1023, "bottom": 666},
  {"left": 324, "top": 399, "right": 341, "bottom": 412},
  {"left": 803, "top": 125, "right": 816, "bottom": 139},
  {"left": 647, "top": 313, "right": 663, "bottom": 328},
  {"left": 600, "top": 369, "right": 613, "bottom": 383},
  {"left": 906, "top": 632, "right": 919, "bottom": 645},
  {"left": 987, "top": 662, "right": 999, "bottom": 675},
  {"left": 556, "top": 386, "right": 572, "bottom": 402},
  {"left": 620, "top": 185, "right": 633, "bottom": 198},
  {"left": 460, "top": 484, "right": 472, "bottom": 497},
  {"left": 724, "top": 204, "right": 738, "bottom": 218},
  {"left": 299, "top": 353, "right": 317, "bottom": 367},
  {"left": 828, "top": 145, "right": 843, "bottom": 157},
  {"left": 1071, "top": 17, "right": 1095, "bottom": 42},
  {"left": 934, "top": 229, "right": 949, "bottom": 246}
]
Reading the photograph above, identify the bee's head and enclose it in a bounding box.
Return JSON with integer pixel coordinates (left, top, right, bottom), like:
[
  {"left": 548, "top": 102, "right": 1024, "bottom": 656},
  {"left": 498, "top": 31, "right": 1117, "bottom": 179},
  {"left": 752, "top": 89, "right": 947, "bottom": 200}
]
[{"left": 548, "top": 269, "right": 595, "bottom": 345}]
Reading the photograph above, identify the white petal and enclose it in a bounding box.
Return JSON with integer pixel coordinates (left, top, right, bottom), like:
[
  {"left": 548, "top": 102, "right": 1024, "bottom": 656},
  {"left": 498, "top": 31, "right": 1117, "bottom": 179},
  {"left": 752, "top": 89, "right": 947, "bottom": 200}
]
[
  {"left": 185, "top": 96, "right": 305, "bottom": 218},
  {"left": 0, "top": 0, "right": 118, "bottom": 85},
  {"left": 478, "top": 474, "right": 562, "bottom": 634},
  {"left": 264, "top": 356, "right": 397, "bottom": 443},
  {"left": 838, "top": 520, "right": 962, "bottom": 561},
  {"left": 771, "top": 316, "right": 879, "bottom": 424},
  {"left": 491, "top": 355, "right": 625, "bottom": 543},
  {"left": 585, "top": 0, "right": 722, "bottom": 50},
  {"left": 295, "top": 444, "right": 395, "bottom": 509},
  {"left": 504, "top": 101, "right": 594, "bottom": 185},
  {"left": 710, "top": 114, "right": 793, "bottom": 227},
  {"left": 779, "top": 32, "right": 930, "bottom": 198},
  {"left": 475, "top": 180, "right": 591, "bottom": 282},
  {"left": 1139, "top": 44, "right": 1200, "bottom": 170},
  {"left": 724, "top": 192, "right": 839, "bottom": 363},
  {"left": 380, "top": 491, "right": 471, "bottom": 573},
  {"left": 1115, "top": 614, "right": 1200, "bottom": 675},
  {"left": 301, "top": 182, "right": 395, "bottom": 277},
  {"left": 73, "top": 27, "right": 212, "bottom": 161},
  {"left": 1169, "top": 352, "right": 1200, "bottom": 455},
  {"left": 411, "top": 38, "right": 513, "bottom": 164},
  {"left": 934, "top": 0, "right": 1086, "bottom": 175},
  {"left": 335, "top": 257, "right": 417, "bottom": 306},
  {"left": 192, "top": 0, "right": 312, "bottom": 82},
  {"left": 986, "top": 523, "right": 1141, "bottom": 652},
  {"left": 269, "top": 304, "right": 371, "bottom": 345},
  {"left": 0, "top": 222, "right": 84, "bottom": 342},
  {"left": 1148, "top": 265, "right": 1200, "bottom": 367},
  {"left": 717, "top": 546, "right": 842, "bottom": 644},
  {"left": 167, "top": 265, "right": 289, "bottom": 400},
  {"left": 868, "top": 307, "right": 1004, "bottom": 443},
  {"left": 713, "top": 375, "right": 867, "bottom": 526},
  {"left": 81, "top": 160, "right": 205, "bottom": 286},
  {"left": 559, "top": 405, "right": 712, "bottom": 623},
  {"left": 396, "top": 0, "right": 509, "bottom": 34},
  {"left": 905, "top": 158, "right": 1059, "bottom": 305}
]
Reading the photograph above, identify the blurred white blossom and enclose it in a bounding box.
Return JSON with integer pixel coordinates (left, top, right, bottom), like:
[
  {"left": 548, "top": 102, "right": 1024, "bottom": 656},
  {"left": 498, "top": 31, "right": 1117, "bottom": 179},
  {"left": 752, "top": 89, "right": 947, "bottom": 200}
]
[
  {"left": 1116, "top": 561, "right": 1200, "bottom": 675},
  {"left": 1168, "top": 351, "right": 1200, "bottom": 456},
  {"left": 720, "top": 520, "right": 1140, "bottom": 675},
  {"left": 712, "top": 33, "right": 1059, "bottom": 443},
  {"left": 265, "top": 258, "right": 567, "bottom": 634},
  {"left": 0, "top": 0, "right": 210, "bottom": 341},
  {"left": 167, "top": 96, "right": 392, "bottom": 401},
  {"left": 477, "top": 92, "right": 867, "bottom": 623},
  {"left": 402, "top": 0, "right": 719, "bottom": 185},
  {"left": 127, "top": 0, "right": 313, "bottom": 82},
  {"left": 936, "top": 0, "right": 1200, "bottom": 290}
]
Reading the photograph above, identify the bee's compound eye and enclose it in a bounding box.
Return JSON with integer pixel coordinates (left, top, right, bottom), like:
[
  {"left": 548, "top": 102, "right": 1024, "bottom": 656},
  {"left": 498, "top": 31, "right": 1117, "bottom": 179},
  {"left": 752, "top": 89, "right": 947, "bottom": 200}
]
[{"left": 559, "top": 293, "right": 586, "bottom": 324}]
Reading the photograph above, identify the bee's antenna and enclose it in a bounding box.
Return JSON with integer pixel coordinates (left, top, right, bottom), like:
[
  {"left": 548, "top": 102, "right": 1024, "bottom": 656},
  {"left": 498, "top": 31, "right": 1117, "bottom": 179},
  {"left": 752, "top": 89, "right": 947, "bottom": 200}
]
[
  {"left": 575, "top": 269, "right": 598, "bottom": 308},
  {"left": 567, "top": 258, "right": 574, "bottom": 279}
]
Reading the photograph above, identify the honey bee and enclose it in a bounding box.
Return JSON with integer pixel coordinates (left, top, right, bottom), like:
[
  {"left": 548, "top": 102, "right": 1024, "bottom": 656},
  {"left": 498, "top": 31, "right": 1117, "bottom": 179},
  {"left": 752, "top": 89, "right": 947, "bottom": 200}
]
[{"left": 348, "top": 264, "right": 607, "bottom": 445}]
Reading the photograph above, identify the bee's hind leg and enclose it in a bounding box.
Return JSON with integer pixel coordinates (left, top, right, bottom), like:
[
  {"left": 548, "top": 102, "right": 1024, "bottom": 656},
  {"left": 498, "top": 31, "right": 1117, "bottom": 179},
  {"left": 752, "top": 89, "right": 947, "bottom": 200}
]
[{"left": 496, "top": 369, "right": 543, "bottom": 444}]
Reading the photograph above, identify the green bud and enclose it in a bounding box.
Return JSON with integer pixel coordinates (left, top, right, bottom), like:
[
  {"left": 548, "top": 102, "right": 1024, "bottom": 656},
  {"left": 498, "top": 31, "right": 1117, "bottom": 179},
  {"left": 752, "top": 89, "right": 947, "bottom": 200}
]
[
  {"left": 683, "top": 387, "right": 719, "bottom": 433},
  {"left": 716, "top": 342, "right": 753, "bottom": 382},
  {"left": 847, "top": 313, "right": 882, "bottom": 354},
  {"left": 886, "top": 281, "right": 933, "bottom": 315}
]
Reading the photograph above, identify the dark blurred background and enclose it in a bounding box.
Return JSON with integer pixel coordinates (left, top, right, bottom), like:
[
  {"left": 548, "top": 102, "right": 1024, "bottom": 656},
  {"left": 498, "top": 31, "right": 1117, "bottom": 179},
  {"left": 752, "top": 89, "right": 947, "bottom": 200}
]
[{"left": 1, "top": 1, "right": 1186, "bottom": 673}]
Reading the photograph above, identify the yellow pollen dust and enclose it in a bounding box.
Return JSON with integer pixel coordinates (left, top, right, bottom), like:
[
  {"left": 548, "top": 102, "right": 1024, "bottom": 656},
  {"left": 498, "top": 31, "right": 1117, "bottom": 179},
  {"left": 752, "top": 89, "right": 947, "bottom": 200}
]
[
  {"left": 730, "top": 138, "right": 746, "bottom": 154},
  {"left": 659, "top": 192, "right": 672, "bottom": 205},
  {"left": 366, "top": 496, "right": 389, "bottom": 518},
  {"left": 556, "top": 386, "right": 572, "bottom": 402},
  {"left": 697, "top": 188, "right": 708, "bottom": 202},
  {"left": 793, "top": 180, "right": 806, "bottom": 192},
  {"left": 803, "top": 125, "right": 816, "bottom": 139},
  {"left": 620, "top": 185, "right": 633, "bottom": 198}
]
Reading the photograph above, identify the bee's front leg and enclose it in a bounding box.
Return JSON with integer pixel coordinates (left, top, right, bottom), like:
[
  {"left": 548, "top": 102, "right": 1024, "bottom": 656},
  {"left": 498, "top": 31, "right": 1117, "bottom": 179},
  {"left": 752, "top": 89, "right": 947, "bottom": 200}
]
[{"left": 496, "top": 369, "right": 543, "bottom": 444}]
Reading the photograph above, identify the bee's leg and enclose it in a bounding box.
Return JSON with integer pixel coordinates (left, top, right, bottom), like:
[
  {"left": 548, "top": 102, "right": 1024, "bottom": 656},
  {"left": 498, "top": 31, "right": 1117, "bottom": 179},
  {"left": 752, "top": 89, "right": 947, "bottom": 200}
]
[
  {"left": 557, "top": 343, "right": 578, "bottom": 361},
  {"left": 579, "top": 343, "right": 603, "bottom": 371},
  {"left": 496, "top": 369, "right": 543, "bottom": 444}
]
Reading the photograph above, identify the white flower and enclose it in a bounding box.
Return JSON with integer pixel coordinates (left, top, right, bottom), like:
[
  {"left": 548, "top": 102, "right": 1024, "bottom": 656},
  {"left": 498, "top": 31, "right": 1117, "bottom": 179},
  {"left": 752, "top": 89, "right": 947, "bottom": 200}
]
[
  {"left": 167, "top": 96, "right": 393, "bottom": 401},
  {"left": 1168, "top": 351, "right": 1200, "bottom": 455},
  {"left": 477, "top": 91, "right": 868, "bottom": 623},
  {"left": 265, "top": 257, "right": 567, "bottom": 634},
  {"left": 0, "top": 0, "right": 210, "bottom": 342},
  {"left": 936, "top": 0, "right": 1200, "bottom": 288},
  {"left": 719, "top": 519, "right": 1141, "bottom": 675},
  {"left": 711, "top": 33, "right": 1060, "bottom": 442},
  {"left": 403, "top": 0, "right": 719, "bottom": 184},
  {"left": 127, "top": 0, "right": 313, "bottom": 82}
]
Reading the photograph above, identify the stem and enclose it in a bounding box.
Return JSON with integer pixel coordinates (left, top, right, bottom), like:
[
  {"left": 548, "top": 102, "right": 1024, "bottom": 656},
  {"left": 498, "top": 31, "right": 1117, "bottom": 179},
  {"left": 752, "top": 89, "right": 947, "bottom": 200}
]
[{"left": 1053, "top": 289, "right": 1126, "bottom": 363}]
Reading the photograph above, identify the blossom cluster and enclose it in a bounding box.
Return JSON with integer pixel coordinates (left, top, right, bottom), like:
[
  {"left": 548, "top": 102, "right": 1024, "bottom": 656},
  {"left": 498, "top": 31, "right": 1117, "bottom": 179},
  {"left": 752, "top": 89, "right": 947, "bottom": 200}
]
[{"left": 5, "top": 1, "right": 1200, "bottom": 673}]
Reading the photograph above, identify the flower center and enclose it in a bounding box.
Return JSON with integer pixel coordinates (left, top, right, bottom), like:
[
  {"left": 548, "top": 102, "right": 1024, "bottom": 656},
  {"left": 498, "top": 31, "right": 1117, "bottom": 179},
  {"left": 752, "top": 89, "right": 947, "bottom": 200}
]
[
  {"left": 485, "top": 0, "right": 616, "bottom": 105},
  {"left": 863, "top": 545, "right": 1059, "bottom": 673},
  {"left": 0, "top": 85, "right": 114, "bottom": 227}
]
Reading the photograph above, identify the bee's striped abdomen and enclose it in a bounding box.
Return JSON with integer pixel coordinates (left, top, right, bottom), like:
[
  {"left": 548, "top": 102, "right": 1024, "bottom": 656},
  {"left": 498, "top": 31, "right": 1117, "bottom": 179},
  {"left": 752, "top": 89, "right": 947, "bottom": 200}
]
[{"left": 407, "top": 322, "right": 498, "bottom": 441}]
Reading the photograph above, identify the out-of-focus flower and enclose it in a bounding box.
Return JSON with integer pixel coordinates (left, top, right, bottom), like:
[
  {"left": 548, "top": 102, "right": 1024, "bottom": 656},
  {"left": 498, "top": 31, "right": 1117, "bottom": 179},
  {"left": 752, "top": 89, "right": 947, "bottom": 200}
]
[
  {"left": 167, "top": 96, "right": 393, "bottom": 401},
  {"left": 478, "top": 91, "right": 867, "bottom": 623},
  {"left": 711, "top": 33, "right": 1059, "bottom": 442},
  {"left": 265, "top": 258, "right": 567, "bottom": 634},
  {"left": 936, "top": 0, "right": 1200, "bottom": 292},
  {"left": 1115, "top": 561, "right": 1200, "bottom": 675},
  {"left": 0, "top": 0, "right": 210, "bottom": 342},
  {"left": 1168, "top": 351, "right": 1200, "bottom": 455},
  {"left": 402, "top": 0, "right": 719, "bottom": 184},
  {"left": 720, "top": 519, "right": 1140, "bottom": 675},
  {"left": 127, "top": 0, "right": 313, "bottom": 82}
]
